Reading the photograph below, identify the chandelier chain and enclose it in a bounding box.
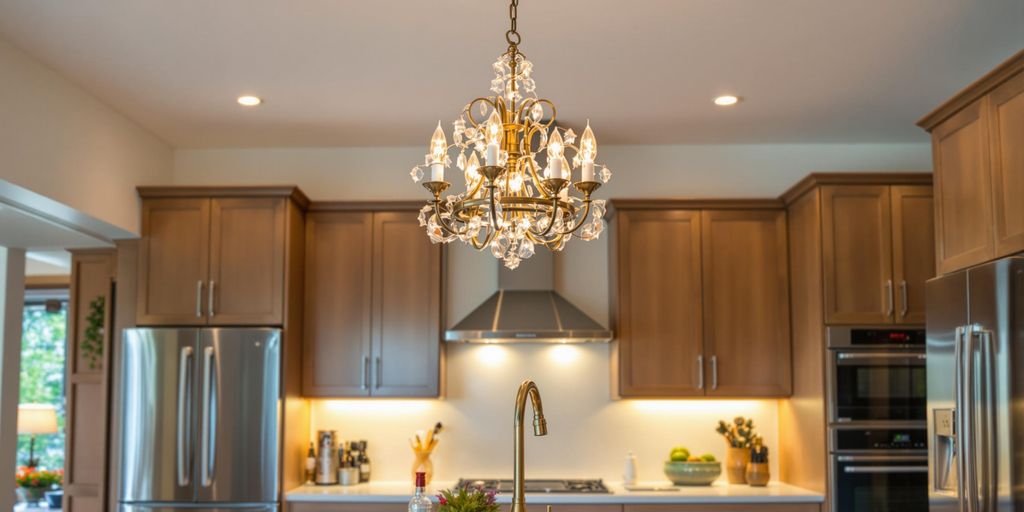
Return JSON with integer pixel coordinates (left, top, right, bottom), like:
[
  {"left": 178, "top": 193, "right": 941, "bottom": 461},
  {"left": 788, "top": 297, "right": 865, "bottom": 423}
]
[{"left": 505, "top": 0, "right": 521, "bottom": 48}]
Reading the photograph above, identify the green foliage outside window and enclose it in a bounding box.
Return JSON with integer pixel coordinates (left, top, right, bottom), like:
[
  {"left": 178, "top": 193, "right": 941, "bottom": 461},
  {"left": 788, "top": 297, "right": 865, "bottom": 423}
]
[{"left": 18, "top": 303, "right": 67, "bottom": 470}]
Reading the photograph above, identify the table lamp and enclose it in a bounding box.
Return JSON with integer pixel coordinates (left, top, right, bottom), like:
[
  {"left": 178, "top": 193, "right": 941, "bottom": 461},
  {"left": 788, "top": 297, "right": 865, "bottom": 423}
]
[{"left": 18, "top": 404, "right": 58, "bottom": 467}]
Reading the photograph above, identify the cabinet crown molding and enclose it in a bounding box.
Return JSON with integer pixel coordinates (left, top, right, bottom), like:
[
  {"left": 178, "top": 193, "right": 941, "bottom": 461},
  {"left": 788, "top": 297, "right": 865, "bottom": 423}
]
[
  {"left": 137, "top": 185, "right": 311, "bottom": 209},
  {"left": 780, "top": 172, "right": 932, "bottom": 205},
  {"left": 917, "top": 49, "right": 1024, "bottom": 132}
]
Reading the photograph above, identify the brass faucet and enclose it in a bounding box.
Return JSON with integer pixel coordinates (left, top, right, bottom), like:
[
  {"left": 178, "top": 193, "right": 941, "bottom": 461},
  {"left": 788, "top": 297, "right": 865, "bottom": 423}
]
[{"left": 511, "top": 380, "right": 547, "bottom": 512}]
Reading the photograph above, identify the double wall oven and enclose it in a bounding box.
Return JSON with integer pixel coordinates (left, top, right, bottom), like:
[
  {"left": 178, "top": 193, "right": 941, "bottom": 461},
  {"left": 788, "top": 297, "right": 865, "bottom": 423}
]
[{"left": 826, "top": 326, "right": 928, "bottom": 512}]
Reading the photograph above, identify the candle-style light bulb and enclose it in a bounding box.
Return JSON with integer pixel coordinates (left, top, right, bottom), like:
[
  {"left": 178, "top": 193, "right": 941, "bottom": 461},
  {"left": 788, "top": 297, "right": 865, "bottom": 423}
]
[
  {"left": 464, "top": 152, "right": 481, "bottom": 185},
  {"left": 580, "top": 121, "right": 597, "bottom": 182},
  {"left": 547, "top": 129, "right": 565, "bottom": 180},
  {"left": 485, "top": 110, "right": 503, "bottom": 166},
  {"left": 430, "top": 122, "right": 447, "bottom": 181}
]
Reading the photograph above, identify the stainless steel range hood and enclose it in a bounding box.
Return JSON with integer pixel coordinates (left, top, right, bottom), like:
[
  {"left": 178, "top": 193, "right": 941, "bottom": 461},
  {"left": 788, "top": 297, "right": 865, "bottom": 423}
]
[{"left": 445, "top": 251, "right": 612, "bottom": 343}]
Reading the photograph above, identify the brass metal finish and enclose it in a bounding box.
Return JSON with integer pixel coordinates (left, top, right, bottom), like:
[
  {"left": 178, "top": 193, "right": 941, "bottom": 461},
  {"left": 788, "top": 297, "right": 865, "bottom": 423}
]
[
  {"left": 422, "top": 181, "right": 451, "bottom": 199},
  {"left": 511, "top": 380, "right": 547, "bottom": 512},
  {"left": 573, "top": 181, "right": 602, "bottom": 196}
]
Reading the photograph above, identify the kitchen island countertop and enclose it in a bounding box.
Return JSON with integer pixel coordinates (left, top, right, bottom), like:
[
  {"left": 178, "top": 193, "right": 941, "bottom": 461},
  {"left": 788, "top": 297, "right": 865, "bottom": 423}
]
[{"left": 286, "top": 481, "right": 824, "bottom": 504}]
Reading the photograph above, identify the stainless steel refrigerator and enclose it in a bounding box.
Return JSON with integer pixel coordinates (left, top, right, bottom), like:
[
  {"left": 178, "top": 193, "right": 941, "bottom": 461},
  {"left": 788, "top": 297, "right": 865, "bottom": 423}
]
[
  {"left": 119, "top": 328, "right": 281, "bottom": 512},
  {"left": 926, "top": 256, "right": 1023, "bottom": 512}
]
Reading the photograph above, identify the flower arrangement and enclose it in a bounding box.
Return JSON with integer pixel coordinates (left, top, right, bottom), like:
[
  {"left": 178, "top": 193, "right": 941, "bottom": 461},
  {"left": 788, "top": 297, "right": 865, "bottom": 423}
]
[
  {"left": 716, "top": 417, "right": 762, "bottom": 448},
  {"left": 436, "top": 486, "right": 500, "bottom": 512},
  {"left": 15, "top": 467, "right": 62, "bottom": 489}
]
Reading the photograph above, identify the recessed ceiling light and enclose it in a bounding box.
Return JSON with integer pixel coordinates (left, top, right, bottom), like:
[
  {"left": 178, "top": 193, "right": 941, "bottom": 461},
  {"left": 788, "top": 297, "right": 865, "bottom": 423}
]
[
  {"left": 713, "top": 95, "right": 740, "bottom": 106},
  {"left": 237, "top": 95, "right": 262, "bottom": 107}
]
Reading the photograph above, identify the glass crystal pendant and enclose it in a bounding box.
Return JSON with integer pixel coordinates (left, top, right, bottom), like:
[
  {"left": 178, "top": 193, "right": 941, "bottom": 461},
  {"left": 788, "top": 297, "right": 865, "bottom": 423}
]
[{"left": 410, "top": 0, "right": 611, "bottom": 269}]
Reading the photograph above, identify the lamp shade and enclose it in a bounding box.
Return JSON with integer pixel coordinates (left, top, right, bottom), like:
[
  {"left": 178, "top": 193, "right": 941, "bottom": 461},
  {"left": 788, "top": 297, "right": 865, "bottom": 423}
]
[{"left": 17, "top": 404, "right": 58, "bottom": 435}]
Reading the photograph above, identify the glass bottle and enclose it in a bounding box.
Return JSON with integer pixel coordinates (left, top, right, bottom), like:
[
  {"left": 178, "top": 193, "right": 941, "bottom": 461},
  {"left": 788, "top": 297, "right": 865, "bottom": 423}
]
[
  {"left": 358, "top": 440, "right": 371, "bottom": 483},
  {"left": 408, "top": 471, "right": 433, "bottom": 512}
]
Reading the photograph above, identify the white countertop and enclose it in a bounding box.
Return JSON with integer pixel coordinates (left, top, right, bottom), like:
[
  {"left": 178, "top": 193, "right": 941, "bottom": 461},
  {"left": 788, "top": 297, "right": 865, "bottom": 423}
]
[{"left": 286, "top": 481, "right": 824, "bottom": 504}]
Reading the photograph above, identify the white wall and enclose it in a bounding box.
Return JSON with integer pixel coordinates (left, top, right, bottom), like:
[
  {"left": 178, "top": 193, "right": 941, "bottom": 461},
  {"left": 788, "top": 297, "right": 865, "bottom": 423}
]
[
  {"left": 312, "top": 344, "right": 780, "bottom": 483},
  {"left": 0, "top": 38, "right": 173, "bottom": 235}
]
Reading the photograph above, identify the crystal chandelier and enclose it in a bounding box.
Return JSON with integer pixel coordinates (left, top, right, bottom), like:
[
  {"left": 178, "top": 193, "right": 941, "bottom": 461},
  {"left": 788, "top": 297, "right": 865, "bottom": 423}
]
[{"left": 410, "top": 0, "right": 611, "bottom": 269}]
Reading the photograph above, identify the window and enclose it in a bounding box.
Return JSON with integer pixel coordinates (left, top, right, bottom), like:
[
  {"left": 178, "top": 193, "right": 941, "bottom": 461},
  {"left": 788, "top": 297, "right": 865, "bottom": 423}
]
[{"left": 18, "top": 294, "right": 67, "bottom": 470}]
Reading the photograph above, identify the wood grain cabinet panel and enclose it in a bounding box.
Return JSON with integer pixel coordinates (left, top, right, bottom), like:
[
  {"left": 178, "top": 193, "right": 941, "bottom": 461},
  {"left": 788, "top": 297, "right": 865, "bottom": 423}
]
[
  {"left": 302, "top": 212, "right": 373, "bottom": 396},
  {"left": 989, "top": 70, "right": 1024, "bottom": 256},
  {"left": 136, "top": 198, "right": 210, "bottom": 325},
  {"left": 821, "top": 185, "right": 894, "bottom": 324},
  {"left": 613, "top": 210, "right": 704, "bottom": 397},
  {"left": 372, "top": 212, "right": 442, "bottom": 397},
  {"left": 208, "top": 197, "right": 287, "bottom": 325},
  {"left": 702, "top": 210, "right": 791, "bottom": 397},
  {"left": 931, "top": 99, "right": 995, "bottom": 274},
  {"left": 891, "top": 186, "right": 935, "bottom": 324},
  {"left": 301, "top": 209, "right": 442, "bottom": 398}
]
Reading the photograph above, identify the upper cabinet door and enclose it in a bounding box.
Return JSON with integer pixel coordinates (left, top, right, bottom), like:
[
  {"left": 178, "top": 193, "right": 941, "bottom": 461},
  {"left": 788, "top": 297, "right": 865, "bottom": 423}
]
[
  {"left": 302, "top": 212, "right": 374, "bottom": 397},
  {"left": 614, "top": 210, "right": 704, "bottom": 397},
  {"left": 932, "top": 99, "right": 995, "bottom": 274},
  {"left": 371, "top": 212, "right": 442, "bottom": 398},
  {"left": 207, "top": 198, "right": 287, "bottom": 325},
  {"left": 988, "top": 71, "right": 1024, "bottom": 257},
  {"left": 701, "top": 210, "right": 791, "bottom": 397},
  {"left": 137, "top": 198, "right": 211, "bottom": 325},
  {"left": 891, "top": 186, "right": 935, "bottom": 324},
  {"left": 821, "top": 185, "right": 894, "bottom": 325}
]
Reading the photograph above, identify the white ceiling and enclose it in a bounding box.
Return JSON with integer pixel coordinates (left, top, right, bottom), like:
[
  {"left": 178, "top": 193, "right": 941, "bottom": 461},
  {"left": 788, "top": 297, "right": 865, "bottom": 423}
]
[{"left": 0, "top": 1, "right": 1020, "bottom": 148}]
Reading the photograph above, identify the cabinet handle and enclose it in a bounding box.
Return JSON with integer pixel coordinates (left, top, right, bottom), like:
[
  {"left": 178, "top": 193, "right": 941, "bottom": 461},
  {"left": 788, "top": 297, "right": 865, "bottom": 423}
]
[
  {"left": 195, "top": 281, "right": 203, "bottom": 318},
  {"left": 711, "top": 356, "right": 718, "bottom": 391},
  {"left": 208, "top": 280, "right": 216, "bottom": 317},
  {"left": 375, "top": 357, "right": 382, "bottom": 389},
  {"left": 361, "top": 356, "right": 369, "bottom": 391},
  {"left": 697, "top": 355, "right": 704, "bottom": 390},
  {"left": 884, "top": 279, "right": 894, "bottom": 317},
  {"left": 899, "top": 280, "right": 909, "bottom": 318}
]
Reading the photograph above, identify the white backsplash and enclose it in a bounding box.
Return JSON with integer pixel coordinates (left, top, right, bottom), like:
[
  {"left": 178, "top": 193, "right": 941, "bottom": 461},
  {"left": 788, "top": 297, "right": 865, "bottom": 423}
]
[{"left": 310, "top": 343, "right": 779, "bottom": 483}]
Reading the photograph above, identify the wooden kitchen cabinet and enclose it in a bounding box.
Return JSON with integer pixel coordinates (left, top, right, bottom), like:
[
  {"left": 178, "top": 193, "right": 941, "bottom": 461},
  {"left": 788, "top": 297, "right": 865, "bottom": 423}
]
[
  {"left": 891, "top": 185, "right": 935, "bottom": 324},
  {"left": 821, "top": 185, "right": 893, "bottom": 324},
  {"left": 136, "top": 198, "right": 210, "bottom": 325},
  {"left": 989, "top": 69, "right": 1024, "bottom": 256},
  {"left": 701, "top": 210, "right": 791, "bottom": 397},
  {"left": 919, "top": 51, "right": 1024, "bottom": 274},
  {"left": 136, "top": 188, "right": 304, "bottom": 326},
  {"left": 612, "top": 209, "right": 705, "bottom": 397},
  {"left": 303, "top": 212, "right": 374, "bottom": 396},
  {"left": 820, "top": 184, "right": 934, "bottom": 325},
  {"left": 302, "top": 206, "right": 442, "bottom": 398},
  {"left": 610, "top": 201, "right": 791, "bottom": 398}
]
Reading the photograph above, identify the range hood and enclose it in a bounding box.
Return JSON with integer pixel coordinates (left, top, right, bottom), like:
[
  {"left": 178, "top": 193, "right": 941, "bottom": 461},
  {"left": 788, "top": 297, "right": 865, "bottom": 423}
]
[{"left": 445, "top": 251, "right": 612, "bottom": 343}]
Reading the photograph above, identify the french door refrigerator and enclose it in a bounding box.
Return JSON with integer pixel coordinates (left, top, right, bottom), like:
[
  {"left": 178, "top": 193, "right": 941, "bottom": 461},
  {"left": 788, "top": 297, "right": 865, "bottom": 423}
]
[
  {"left": 926, "top": 256, "right": 1023, "bottom": 512},
  {"left": 119, "top": 328, "right": 281, "bottom": 512}
]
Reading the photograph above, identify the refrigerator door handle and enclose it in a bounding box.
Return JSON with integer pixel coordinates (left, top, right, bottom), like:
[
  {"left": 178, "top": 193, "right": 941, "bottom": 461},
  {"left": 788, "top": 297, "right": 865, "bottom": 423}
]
[
  {"left": 963, "top": 326, "right": 978, "bottom": 512},
  {"left": 976, "top": 327, "right": 998, "bottom": 512},
  {"left": 954, "top": 325, "right": 969, "bottom": 512},
  {"left": 200, "top": 346, "right": 217, "bottom": 487},
  {"left": 176, "top": 346, "right": 194, "bottom": 487}
]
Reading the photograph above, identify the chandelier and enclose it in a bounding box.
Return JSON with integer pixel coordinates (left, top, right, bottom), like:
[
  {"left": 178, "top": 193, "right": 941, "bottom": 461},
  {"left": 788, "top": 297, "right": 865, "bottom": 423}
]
[{"left": 410, "top": 0, "right": 611, "bottom": 269}]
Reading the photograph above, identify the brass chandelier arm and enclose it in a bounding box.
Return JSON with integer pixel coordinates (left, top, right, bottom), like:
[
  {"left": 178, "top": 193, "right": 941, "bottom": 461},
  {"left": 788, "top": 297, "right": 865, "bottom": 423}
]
[{"left": 554, "top": 200, "right": 594, "bottom": 237}]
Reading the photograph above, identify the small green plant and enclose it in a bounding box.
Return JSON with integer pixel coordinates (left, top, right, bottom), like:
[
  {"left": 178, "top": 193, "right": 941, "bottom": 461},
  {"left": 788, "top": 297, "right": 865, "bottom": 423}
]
[
  {"left": 81, "top": 296, "right": 105, "bottom": 370},
  {"left": 436, "top": 485, "right": 500, "bottom": 512},
  {"left": 716, "top": 416, "right": 761, "bottom": 448}
]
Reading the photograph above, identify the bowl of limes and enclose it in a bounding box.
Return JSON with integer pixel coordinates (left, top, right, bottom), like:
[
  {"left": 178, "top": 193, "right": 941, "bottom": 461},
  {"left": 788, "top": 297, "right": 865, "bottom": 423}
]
[{"left": 664, "top": 447, "right": 721, "bottom": 486}]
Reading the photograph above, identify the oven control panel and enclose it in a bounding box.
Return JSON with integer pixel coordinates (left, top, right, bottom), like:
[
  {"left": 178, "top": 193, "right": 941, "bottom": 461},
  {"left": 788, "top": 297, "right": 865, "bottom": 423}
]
[{"left": 834, "top": 428, "right": 927, "bottom": 451}]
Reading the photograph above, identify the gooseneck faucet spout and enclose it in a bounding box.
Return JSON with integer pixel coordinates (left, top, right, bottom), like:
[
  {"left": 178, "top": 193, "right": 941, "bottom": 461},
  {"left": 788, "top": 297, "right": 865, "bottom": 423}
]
[{"left": 511, "top": 380, "right": 547, "bottom": 512}]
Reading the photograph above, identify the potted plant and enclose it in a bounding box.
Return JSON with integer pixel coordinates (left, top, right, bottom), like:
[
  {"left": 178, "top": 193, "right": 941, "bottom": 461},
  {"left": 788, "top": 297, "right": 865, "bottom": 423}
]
[
  {"left": 436, "top": 486, "right": 500, "bottom": 512},
  {"left": 15, "top": 466, "right": 62, "bottom": 504},
  {"left": 716, "top": 417, "right": 761, "bottom": 484}
]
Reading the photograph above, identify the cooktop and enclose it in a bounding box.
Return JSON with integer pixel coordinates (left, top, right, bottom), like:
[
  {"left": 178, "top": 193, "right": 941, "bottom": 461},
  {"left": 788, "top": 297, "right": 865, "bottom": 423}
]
[{"left": 455, "top": 479, "right": 610, "bottom": 494}]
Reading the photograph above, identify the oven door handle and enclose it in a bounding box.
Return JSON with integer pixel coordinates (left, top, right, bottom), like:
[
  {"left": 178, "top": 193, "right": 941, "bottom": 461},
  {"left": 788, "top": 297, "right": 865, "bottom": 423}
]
[
  {"left": 836, "top": 455, "right": 928, "bottom": 462},
  {"left": 843, "top": 465, "right": 929, "bottom": 474},
  {"left": 836, "top": 352, "right": 926, "bottom": 361}
]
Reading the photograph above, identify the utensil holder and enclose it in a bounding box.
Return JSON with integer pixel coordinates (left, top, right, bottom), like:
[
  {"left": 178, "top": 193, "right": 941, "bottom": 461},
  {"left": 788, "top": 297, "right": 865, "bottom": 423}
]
[
  {"left": 725, "top": 447, "right": 751, "bottom": 484},
  {"left": 411, "top": 452, "right": 434, "bottom": 485}
]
